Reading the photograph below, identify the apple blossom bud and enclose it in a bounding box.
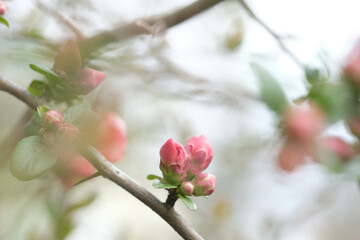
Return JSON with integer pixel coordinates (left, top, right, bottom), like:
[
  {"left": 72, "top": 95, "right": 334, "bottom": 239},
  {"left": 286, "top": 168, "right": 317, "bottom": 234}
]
[
  {"left": 180, "top": 181, "right": 194, "bottom": 196},
  {"left": 319, "top": 136, "right": 355, "bottom": 161},
  {"left": 56, "top": 123, "right": 81, "bottom": 143},
  {"left": 43, "top": 110, "right": 63, "bottom": 129},
  {"left": 284, "top": 105, "right": 324, "bottom": 143},
  {"left": 74, "top": 68, "right": 106, "bottom": 95},
  {"left": 193, "top": 173, "right": 216, "bottom": 196},
  {"left": 0, "top": 1, "right": 6, "bottom": 16},
  {"left": 277, "top": 140, "right": 306, "bottom": 171},
  {"left": 185, "top": 135, "right": 213, "bottom": 177},
  {"left": 159, "top": 138, "right": 188, "bottom": 185}
]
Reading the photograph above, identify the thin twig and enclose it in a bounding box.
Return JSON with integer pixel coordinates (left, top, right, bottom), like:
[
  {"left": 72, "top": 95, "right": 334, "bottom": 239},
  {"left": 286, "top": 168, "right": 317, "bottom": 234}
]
[
  {"left": 238, "top": 0, "right": 305, "bottom": 69},
  {"left": 78, "top": 0, "right": 225, "bottom": 58},
  {"left": 0, "top": 75, "right": 204, "bottom": 240}
]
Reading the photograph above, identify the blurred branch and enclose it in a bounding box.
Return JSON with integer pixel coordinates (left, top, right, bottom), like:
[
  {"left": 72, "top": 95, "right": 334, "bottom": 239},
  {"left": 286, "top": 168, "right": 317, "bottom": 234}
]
[
  {"left": 0, "top": 75, "right": 204, "bottom": 240},
  {"left": 36, "top": 1, "right": 84, "bottom": 40},
  {"left": 238, "top": 0, "right": 305, "bottom": 69},
  {"left": 78, "top": 0, "right": 225, "bottom": 58}
]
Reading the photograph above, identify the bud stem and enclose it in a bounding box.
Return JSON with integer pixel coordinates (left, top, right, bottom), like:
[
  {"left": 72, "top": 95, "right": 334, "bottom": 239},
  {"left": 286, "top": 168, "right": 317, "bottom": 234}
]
[{"left": 165, "top": 188, "right": 178, "bottom": 208}]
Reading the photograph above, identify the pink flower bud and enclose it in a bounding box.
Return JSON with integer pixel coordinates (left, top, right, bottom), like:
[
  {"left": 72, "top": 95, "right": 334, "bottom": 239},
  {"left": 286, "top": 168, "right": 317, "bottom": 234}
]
[
  {"left": 319, "top": 136, "right": 355, "bottom": 161},
  {"left": 277, "top": 140, "right": 307, "bottom": 172},
  {"left": 284, "top": 105, "right": 324, "bottom": 143},
  {"left": 193, "top": 173, "right": 216, "bottom": 196},
  {"left": 180, "top": 181, "right": 194, "bottom": 196},
  {"left": 43, "top": 110, "right": 63, "bottom": 129},
  {"left": 74, "top": 68, "right": 106, "bottom": 94},
  {"left": 0, "top": 1, "right": 6, "bottom": 16},
  {"left": 160, "top": 138, "right": 188, "bottom": 185},
  {"left": 56, "top": 123, "right": 81, "bottom": 143},
  {"left": 185, "top": 135, "right": 213, "bottom": 176},
  {"left": 93, "top": 112, "right": 127, "bottom": 162}
]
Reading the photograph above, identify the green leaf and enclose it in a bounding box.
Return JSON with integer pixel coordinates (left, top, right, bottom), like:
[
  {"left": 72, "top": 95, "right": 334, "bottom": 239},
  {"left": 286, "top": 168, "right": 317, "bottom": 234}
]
[
  {"left": 0, "top": 16, "right": 9, "bottom": 28},
  {"left": 305, "top": 67, "right": 322, "bottom": 85},
  {"left": 10, "top": 136, "right": 58, "bottom": 181},
  {"left": 250, "top": 62, "right": 287, "bottom": 114},
  {"left": 37, "top": 105, "right": 51, "bottom": 118},
  {"left": 66, "top": 193, "right": 97, "bottom": 213},
  {"left": 29, "top": 64, "right": 60, "bottom": 81},
  {"left": 152, "top": 180, "right": 178, "bottom": 189},
  {"left": 177, "top": 194, "right": 197, "bottom": 211},
  {"left": 24, "top": 114, "right": 43, "bottom": 136},
  {"left": 28, "top": 79, "right": 47, "bottom": 97},
  {"left": 63, "top": 102, "right": 99, "bottom": 129},
  {"left": 147, "top": 174, "right": 163, "bottom": 181}
]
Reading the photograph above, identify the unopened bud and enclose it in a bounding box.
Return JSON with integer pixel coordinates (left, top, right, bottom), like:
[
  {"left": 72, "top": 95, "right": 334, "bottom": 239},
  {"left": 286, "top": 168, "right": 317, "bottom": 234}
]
[
  {"left": 319, "top": 136, "right": 355, "bottom": 161},
  {"left": 180, "top": 181, "right": 194, "bottom": 196},
  {"left": 74, "top": 68, "right": 106, "bottom": 95},
  {"left": 193, "top": 173, "right": 216, "bottom": 196},
  {"left": 43, "top": 110, "right": 63, "bottom": 129},
  {"left": 159, "top": 138, "right": 188, "bottom": 185},
  {"left": 0, "top": 1, "right": 6, "bottom": 16},
  {"left": 56, "top": 123, "right": 81, "bottom": 143}
]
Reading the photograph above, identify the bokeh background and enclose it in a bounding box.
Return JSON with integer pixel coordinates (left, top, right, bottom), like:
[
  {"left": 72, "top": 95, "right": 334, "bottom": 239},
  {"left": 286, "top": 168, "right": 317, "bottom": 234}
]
[{"left": 1, "top": 0, "right": 360, "bottom": 239}]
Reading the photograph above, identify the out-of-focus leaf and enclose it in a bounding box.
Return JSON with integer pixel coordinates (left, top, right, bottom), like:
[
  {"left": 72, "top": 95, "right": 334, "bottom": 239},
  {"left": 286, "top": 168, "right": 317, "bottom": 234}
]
[
  {"left": 177, "top": 194, "right": 197, "bottom": 211},
  {"left": 28, "top": 79, "right": 47, "bottom": 97},
  {"left": 63, "top": 102, "right": 99, "bottom": 129},
  {"left": 147, "top": 174, "right": 163, "bottom": 181},
  {"left": 305, "top": 67, "right": 322, "bottom": 85},
  {"left": 0, "top": 16, "right": 9, "bottom": 28},
  {"left": 250, "top": 62, "right": 287, "bottom": 114},
  {"left": 37, "top": 105, "right": 50, "bottom": 118},
  {"left": 152, "top": 180, "right": 177, "bottom": 189},
  {"left": 24, "top": 114, "right": 43, "bottom": 136},
  {"left": 29, "top": 64, "right": 60, "bottom": 81},
  {"left": 10, "top": 136, "right": 58, "bottom": 181},
  {"left": 309, "top": 82, "right": 352, "bottom": 123},
  {"left": 66, "top": 193, "right": 97, "bottom": 213}
]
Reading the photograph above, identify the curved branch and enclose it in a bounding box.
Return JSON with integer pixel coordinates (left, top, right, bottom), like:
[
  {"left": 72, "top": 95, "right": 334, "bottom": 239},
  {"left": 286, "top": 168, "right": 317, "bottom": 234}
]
[
  {"left": 78, "top": 0, "right": 225, "bottom": 58},
  {"left": 0, "top": 75, "right": 203, "bottom": 240}
]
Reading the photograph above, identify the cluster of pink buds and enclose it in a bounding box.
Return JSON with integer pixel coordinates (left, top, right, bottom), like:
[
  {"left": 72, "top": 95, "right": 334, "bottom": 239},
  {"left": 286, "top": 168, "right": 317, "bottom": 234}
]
[
  {"left": 0, "top": 1, "right": 6, "bottom": 15},
  {"left": 53, "top": 43, "right": 106, "bottom": 95},
  {"left": 40, "top": 110, "right": 81, "bottom": 145},
  {"left": 159, "top": 135, "right": 216, "bottom": 196}
]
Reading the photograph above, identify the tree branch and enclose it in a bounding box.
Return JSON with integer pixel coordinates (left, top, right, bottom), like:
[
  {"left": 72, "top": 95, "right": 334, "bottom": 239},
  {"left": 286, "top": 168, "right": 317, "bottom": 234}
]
[
  {"left": 238, "top": 0, "right": 305, "bottom": 69},
  {"left": 78, "top": 0, "right": 225, "bottom": 58},
  {"left": 0, "top": 75, "right": 204, "bottom": 240}
]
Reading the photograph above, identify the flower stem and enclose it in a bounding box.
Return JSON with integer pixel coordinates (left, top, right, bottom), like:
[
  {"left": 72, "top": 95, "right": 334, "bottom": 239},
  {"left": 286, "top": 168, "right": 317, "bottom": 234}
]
[{"left": 165, "top": 188, "right": 178, "bottom": 208}]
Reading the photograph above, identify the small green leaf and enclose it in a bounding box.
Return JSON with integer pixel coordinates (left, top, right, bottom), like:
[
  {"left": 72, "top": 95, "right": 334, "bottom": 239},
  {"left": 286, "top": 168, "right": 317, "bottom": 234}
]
[
  {"left": 29, "top": 64, "right": 60, "bottom": 81},
  {"left": 152, "top": 180, "right": 178, "bottom": 189},
  {"left": 10, "top": 136, "right": 58, "bottom": 181},
  {"left": 37, "top": 105, "right": 51, "bottom": 118},
  {"left": 147, "top": 174, "right": 163, "bottom": 181},
  {"left": 66, "top": 193, "right": 97, "bottom": 213},
  {"left": 24, "top": 114, "right": 43, "bottom": 136},
  {"left": 0, "top": 16, "right": 9, "bottom": 28},
  {"left": 177, "top": 194, "right": 197, "bottom": 211},
  {"left": 250, "top": 62, "right": 287, "bottom": 114},
  {"left": 28, "top": 80, "right": 47, "bottom": 97},
  {"left": 63, "top": 102, "right": 99, "bottom": 129}
]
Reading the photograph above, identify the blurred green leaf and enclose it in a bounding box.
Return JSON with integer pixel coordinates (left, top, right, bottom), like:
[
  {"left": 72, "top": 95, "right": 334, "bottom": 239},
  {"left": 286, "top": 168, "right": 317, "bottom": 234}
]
[
  {"left": 63, "top": 102, "right": 99, "bottom": 129},
  {"left": 66, "top": 193, "right": 97, "bottom": 213},
  {"left": 28, "top": 79, "right": 47, "bottom": 97},
  {"left": 0, "top": 15, "right": 9, "bottom": 28},
  {"left": 305, "top": 67, "right": 322, "bottom": 85},
  {"left": 147, "top": 174, "right": 163, "bottom": 181},
  {"left": 37, "top": 105, "right": 50, "bottom": 118},
  {"left": 24, "top": 114, "right": 43, "bottom": 136},
  {"left": 250, "top": 62, "right": 287, "bottom": 114},
  {"left": 10, "top": 136, "right": 58, "bottom": 181},
  {"left": 152, "top": 180, "right": 177, "bottom": 189},
  {"left": 29, "top": 64, "right": 60, "bottom": 81},
  {"left": 177, "top": 194, "right": 197, "bottom": 211}
]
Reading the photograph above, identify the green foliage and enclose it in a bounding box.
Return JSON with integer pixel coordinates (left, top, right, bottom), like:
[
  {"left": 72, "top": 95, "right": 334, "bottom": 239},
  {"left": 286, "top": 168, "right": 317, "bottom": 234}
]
[
  {"left": 152, "top": 180, "right": 178, "bottom": 189},
  {"left": 0, "top": 15, "right": 9, "bottom": 28},
  {"left": 29, "top": 64, "right": 60, "bottom": 81},
  {"left": 37, "top": 105, "right": 50, "bottom": 118},
  {"left": 10, "top": 136, "right": 58, "bottom": 181},
  {"left": 24, "top": 114, "right": 43, "bottom": 136},
  {"left": 63, "top": 102, "right": 99, "bottom": 130},
  {"left": 28, "top": 79, "right": 47, "bottom": 97},
  {"left": 250, "top": 62, "right": 287, "bottom": 114},
  {"left": 305, "top": 67, "right": 322, "bottom": 85},
  {"left": 146, "top": 174, "right": 163, "bottom": 181},
  {"left": 177, "top": 194, "right": 197, "bottom": 211}
]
